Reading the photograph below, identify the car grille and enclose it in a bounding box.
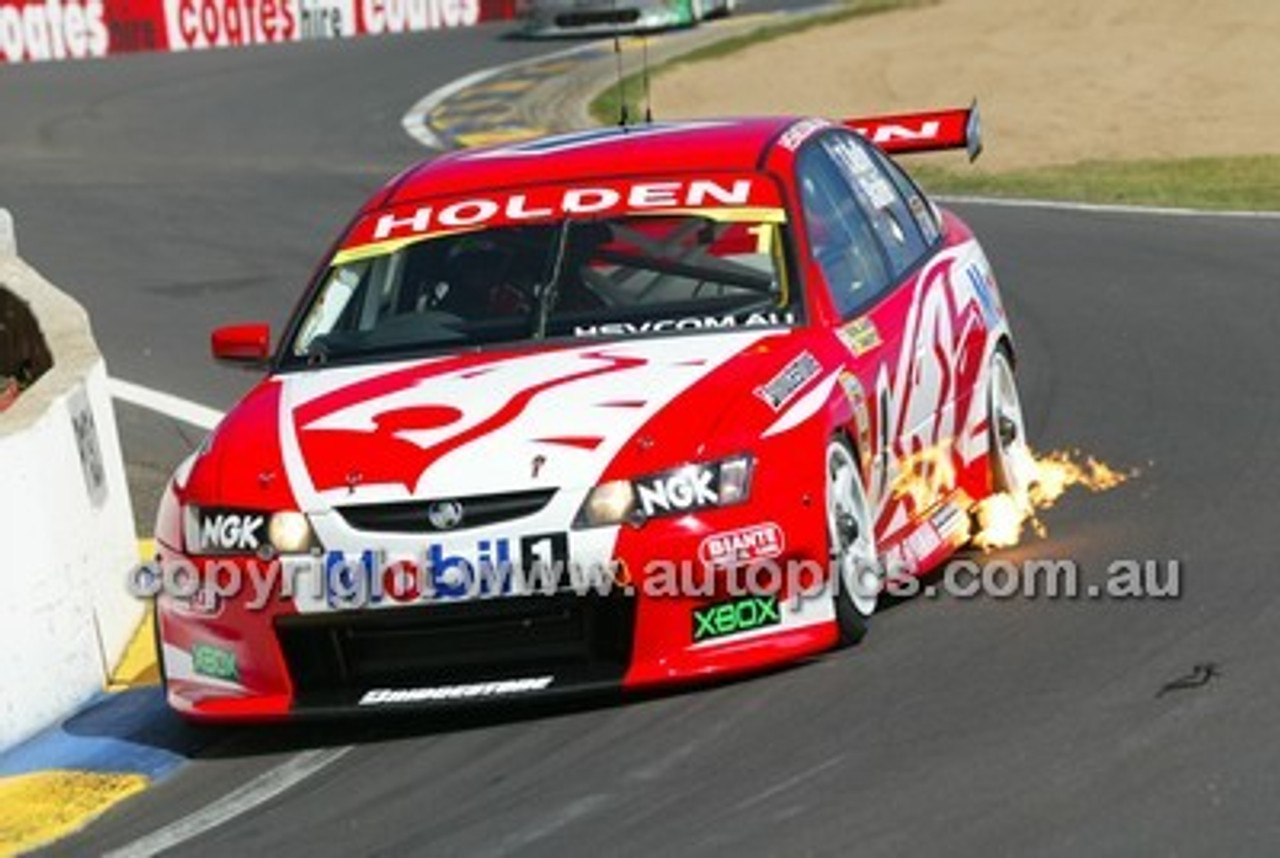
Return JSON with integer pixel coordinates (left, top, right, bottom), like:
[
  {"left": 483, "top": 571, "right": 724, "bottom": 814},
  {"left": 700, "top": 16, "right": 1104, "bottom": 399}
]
[
  {"left": 336, "top": 489, "right": 556, "bottom": 534},
  {"left": 275, "top": 594, "right": 635, "bottom": 708}
]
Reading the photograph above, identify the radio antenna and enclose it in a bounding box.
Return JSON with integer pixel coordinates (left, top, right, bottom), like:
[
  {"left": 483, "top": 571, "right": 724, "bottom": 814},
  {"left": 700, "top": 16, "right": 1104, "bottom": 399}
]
[
  {"left": 613, "top": 29, "right": 629, "bottom": 128},
  {"left": 641, "top": 34, "right": 653, "bottom": 123}
]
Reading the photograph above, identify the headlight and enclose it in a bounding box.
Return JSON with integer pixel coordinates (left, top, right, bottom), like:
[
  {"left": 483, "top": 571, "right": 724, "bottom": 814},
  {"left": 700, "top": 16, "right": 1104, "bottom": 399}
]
[
  {"left": 716, "top": 456, "right": 753, "bottom": 506},
  {"left": 577, "top": 480, "right": 638, "bottom": 529},
  {"left": 574, "top": 455, "right": 754, "bottom": 529},
  {"left": 267, "top": 511, "right": 317, "bottom": 555},
  {"left": 183, "top": 506, "right": 318, "bottom": 556}
]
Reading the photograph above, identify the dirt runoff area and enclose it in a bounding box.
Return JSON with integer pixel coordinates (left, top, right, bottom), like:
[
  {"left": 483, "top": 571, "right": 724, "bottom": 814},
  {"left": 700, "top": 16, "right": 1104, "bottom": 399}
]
[{"left": 656, "top": 0, "right": 1280, "bottom": 170}]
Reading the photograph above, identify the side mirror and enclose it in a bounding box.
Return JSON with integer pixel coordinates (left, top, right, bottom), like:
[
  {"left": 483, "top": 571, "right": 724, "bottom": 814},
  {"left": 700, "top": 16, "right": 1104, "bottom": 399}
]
[{"left": 211, "top": 323, "right": 271, "bottom": 366}]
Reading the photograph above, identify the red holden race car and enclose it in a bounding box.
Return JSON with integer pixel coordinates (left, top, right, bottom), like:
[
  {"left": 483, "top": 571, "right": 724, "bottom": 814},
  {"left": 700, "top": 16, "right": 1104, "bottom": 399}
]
[{"left": 152, "top": 105, "right": 1034, "bottom": 719}]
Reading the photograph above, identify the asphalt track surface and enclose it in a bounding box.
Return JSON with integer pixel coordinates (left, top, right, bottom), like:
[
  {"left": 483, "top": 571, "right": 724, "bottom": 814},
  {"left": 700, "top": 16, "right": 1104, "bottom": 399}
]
[{"left": 4, "top": 11, "right": 1280, "bottom": 858}]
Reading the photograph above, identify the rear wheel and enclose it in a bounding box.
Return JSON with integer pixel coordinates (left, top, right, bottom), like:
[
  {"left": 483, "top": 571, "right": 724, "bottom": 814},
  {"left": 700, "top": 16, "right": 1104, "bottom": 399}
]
[
  {"left": 708, "top": 0, "right": 734, "bottom": 19},
  {"left": 826, "top": 437, "right": 880, "bottom": 646},
  {"left": 988, "top": 348, "right": 1033, "bottom": 502}
]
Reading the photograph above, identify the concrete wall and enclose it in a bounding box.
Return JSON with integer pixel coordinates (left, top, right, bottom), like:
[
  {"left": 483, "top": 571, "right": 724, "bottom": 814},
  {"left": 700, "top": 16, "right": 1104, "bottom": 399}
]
[{"left": 0, "top": 210, "right": 140, "bottom": 751}]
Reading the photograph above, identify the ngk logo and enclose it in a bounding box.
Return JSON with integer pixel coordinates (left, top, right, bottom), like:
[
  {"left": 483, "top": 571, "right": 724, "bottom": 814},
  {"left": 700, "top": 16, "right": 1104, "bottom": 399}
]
[
  {"left": 188, "top": 510, "right": 265, "bottom": 553},
  {"left": 636, "top": 468, "right": 718, "bottom": 516}
]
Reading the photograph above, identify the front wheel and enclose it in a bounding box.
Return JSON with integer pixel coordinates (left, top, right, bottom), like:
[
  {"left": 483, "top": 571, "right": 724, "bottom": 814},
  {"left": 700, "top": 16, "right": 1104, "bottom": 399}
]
[{"left": 826, "top": 437, "right": 880, "bottom": 646}]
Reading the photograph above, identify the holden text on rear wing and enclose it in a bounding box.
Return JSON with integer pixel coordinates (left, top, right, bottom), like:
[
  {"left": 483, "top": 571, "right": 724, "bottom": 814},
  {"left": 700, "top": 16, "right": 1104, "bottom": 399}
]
[{"left": 845, "top": 101, "right": 983, "bottom": 161}]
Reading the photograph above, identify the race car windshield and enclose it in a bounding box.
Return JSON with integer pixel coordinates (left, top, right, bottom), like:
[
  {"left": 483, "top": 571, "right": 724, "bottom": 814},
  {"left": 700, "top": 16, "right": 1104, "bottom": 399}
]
[{"left": 287, "top": 213, "right": 798, "bottom": 365}]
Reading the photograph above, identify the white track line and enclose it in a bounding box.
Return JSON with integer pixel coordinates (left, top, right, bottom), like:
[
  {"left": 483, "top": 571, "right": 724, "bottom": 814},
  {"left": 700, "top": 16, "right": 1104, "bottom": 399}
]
[
  {"left": 104, "top": 746, "right": 354, "bottom": 857},
  {"left": 937, "top": 193, "right": 1280, "bottom": 220},
  {"left": 108, "top": 377, "right": 225, "bottom": 430},
  {"left": 401, "top": 39, "right": 627, "bottom": 151},
  {"left": 401, "top": 41, "right": 606, "bottom": 149},
  {"left": 105, "top": 381, "right": 343, "bottom": 857},
  {"left": 399, "top": 5, "right": 824, "bottom": 149},
  {"left": 401, "top": 64, "right": 504, "bottom": 149}
]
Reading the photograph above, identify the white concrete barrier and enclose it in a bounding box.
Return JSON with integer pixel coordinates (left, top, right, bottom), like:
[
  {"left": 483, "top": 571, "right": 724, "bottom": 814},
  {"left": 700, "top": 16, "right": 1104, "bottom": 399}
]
[
  {"left": 0, "top": 208, "right": 139, "bottom": 751},
  {"left": 0, "top": 208, "right": 13, "bottom": 255}
]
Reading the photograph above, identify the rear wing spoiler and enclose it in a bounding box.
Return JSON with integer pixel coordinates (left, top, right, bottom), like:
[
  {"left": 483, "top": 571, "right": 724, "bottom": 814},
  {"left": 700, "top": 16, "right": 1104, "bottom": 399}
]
[{"left": 844, "top": 101, "right": 983, "bottom": 161}]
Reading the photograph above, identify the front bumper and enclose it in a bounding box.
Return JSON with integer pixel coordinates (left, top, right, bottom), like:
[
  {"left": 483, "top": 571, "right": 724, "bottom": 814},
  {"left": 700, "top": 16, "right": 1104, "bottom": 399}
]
[
  {"left": 274, "top": 592, "right": 635, "bottom": 713},
  {"left": 156, "top": 475, "right": 836, "bottom": 720}
]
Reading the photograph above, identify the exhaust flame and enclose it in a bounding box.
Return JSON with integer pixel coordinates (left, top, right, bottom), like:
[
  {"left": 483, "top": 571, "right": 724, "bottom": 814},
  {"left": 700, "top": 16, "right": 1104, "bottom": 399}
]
[
  {"left": 972, "top": 449, "right": 1136, "bottom": 550},
  {"left": 973, "top": 492, "right": 1027, "bottom": 549},
  {"left": 891, "top": 445, "right": 957, "bottom": 511}
]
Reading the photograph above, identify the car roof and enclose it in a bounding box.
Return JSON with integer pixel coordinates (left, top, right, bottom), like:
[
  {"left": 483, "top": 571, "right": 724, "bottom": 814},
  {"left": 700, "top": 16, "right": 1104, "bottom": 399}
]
[{"left": 381, "top": 117, "right": 801, "bottom": 208}]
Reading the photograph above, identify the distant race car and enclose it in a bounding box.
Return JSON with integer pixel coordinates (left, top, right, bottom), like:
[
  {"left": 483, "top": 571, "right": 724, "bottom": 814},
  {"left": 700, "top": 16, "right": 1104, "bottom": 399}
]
[
  {"left": 517, "top": 0, "right": 734, "bottom": 36},
  {"left": 153, "top": 105, "right": 1033, "bottom": 720}
]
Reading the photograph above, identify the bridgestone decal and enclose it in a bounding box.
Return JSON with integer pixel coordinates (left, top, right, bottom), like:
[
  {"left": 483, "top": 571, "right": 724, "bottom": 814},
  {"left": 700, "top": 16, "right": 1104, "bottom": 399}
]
[{"left": 359, "top": 676, "right": 554, "bottom": 705}]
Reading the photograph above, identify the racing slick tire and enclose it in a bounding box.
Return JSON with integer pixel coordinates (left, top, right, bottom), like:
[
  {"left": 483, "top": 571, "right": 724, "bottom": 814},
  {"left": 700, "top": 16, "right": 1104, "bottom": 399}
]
[
  {"left": 826, "top": 436, "right": 880, "bottom": 647},
  {"left": 988, "top": 347, "right": 1033, "bottom": 503},
  {"left": 692, "top": 0, "right": 732, "bottom": 22}
]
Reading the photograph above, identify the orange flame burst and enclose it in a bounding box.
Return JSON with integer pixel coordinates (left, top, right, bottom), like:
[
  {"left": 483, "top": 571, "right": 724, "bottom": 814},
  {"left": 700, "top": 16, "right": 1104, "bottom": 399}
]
[
  {"left": 971, "top": 450, "right": 1136, "bottom": 550},
  {"left": 891, "top": 444, "right": 958, "bottom": 512}
]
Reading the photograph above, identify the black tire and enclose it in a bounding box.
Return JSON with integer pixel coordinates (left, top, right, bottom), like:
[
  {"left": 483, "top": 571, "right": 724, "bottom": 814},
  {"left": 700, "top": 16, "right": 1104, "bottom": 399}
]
[
  {"left": 708, "top": 0, "right": 734, "bottom": 20},
  {"left": 826, "top": 436, "right": 878, "bottom": 647},
  {"left": 987, "top": 347, "right": 1031, "bottom": 499}
]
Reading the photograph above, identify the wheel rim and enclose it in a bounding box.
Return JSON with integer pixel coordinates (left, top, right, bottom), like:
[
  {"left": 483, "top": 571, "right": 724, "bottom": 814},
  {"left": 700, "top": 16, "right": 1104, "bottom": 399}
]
[
  {"left": 826, "top": 442, "right": 879, "bottom": 616},
  {"left": 990, "top": 351, "right": 1034, "bottom": 503}
]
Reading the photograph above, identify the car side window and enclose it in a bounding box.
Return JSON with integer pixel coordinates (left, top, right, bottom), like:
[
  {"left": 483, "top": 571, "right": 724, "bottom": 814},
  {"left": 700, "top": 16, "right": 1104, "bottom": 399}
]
[
  {"left": 796, "top": 141, "right": 893, "bottom": 318},
  {"left": 864, "top": 142, "right": 942, "bottom": 246},
  {"left": 820, "top": 131, "right": 930, "bottom": 278}
]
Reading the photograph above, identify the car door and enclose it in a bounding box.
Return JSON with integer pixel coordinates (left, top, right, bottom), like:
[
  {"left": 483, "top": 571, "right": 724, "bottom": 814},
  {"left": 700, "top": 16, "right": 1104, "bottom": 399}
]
[{"left": 796, "top": 129, "right": 954, "bottom": 559}]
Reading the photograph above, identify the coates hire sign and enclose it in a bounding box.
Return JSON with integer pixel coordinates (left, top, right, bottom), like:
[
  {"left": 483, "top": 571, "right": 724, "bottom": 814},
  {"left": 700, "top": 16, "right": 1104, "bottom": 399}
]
[{"left": 0, "top": 0, "right": 516, "bottom": 63}]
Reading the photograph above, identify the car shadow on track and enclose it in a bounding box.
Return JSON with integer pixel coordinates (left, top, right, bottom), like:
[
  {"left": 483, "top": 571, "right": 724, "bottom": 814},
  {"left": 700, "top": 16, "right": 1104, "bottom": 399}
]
[
  {"left": 63, "top": 659, "right": 815, "bottom": 767},
  {"left": 224, "top": 663, "right": 815, "bottom": 760}
]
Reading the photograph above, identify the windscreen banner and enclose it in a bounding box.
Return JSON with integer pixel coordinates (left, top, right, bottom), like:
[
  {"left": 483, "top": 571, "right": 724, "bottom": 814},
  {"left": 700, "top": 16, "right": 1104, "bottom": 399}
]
[{"left": 0, "top": 0, "right": 517, "bottom": 62}]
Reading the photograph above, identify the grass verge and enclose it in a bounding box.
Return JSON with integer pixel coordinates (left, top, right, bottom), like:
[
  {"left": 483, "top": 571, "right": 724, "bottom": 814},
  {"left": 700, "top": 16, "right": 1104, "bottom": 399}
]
[
  {"left": 590, "top": 0, "right": 929, "bottom": 127},
  {"left": 910, "top": 155, "right": 1280, "bottom": 212},
  {"left": 587, "top": 1, "right": 1280, "bottom": 212}
]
